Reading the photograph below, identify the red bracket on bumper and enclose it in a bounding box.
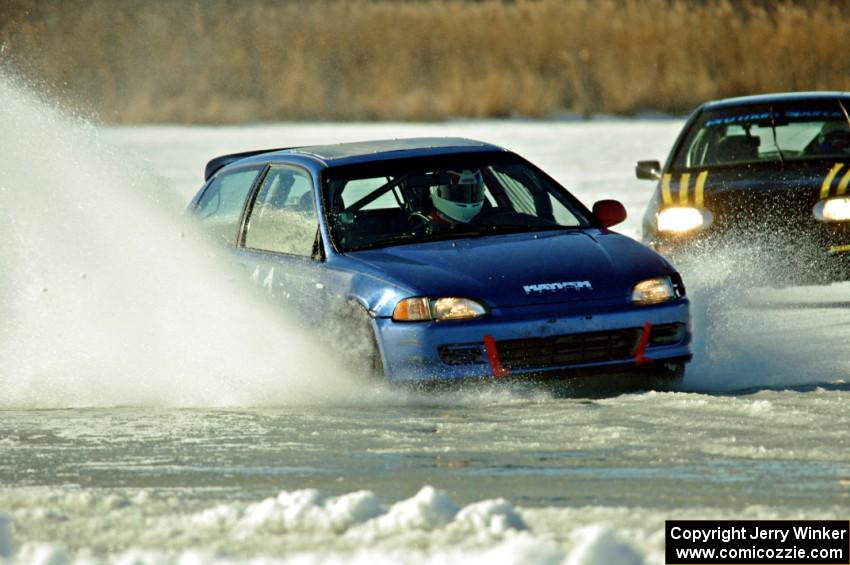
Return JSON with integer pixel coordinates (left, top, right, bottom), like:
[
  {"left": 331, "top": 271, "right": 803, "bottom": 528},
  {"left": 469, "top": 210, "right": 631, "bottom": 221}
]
[
  {"left": 634, "top": 322, "right": 653, "bottom": 366},
  {"left": 483, "top": 335, "right": 509, "bottom": 378}
]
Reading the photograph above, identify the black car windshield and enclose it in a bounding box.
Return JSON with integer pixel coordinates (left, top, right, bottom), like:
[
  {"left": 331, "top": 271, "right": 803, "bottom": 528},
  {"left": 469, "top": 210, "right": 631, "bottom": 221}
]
[
  {"left": 323, "top": 153, "right": 592, "bottom": 252},
  {"left": 672, "top": 100, "right": 850, "bottom": 169}
]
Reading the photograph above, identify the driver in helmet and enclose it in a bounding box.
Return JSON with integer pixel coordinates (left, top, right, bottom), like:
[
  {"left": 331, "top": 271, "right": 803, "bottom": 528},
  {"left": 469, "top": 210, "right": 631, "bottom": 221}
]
[
  {"left": 428, "top": 169, "right": 486, "bottom": 228},
  {"left": 808, "top": 120, "right": 850, "bottom": 155}
]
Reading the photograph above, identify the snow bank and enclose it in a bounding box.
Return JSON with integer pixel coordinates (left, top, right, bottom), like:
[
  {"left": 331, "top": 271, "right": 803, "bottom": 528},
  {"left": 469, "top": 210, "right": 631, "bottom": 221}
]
[
  {"left": 2, "top": 487, "right": 557, "bottom": 565},
  {"left": 191, "top": 486, "right": 523, "bottom": 537},
  {"left": 236, "top": 489, "right": 382, "bottom": 534}
]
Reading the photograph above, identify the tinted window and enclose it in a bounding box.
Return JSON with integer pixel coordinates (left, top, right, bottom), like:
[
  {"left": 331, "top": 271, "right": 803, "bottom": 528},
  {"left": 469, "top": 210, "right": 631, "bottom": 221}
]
[
  {"left": 244, "top": 166, "right": 318, "bottom": 256},
  {"left": 196, "top": 167, "right": 262, "bottom": 243},
  {"left": 673, "top": 101, "right": 850, "bottom": 169}
]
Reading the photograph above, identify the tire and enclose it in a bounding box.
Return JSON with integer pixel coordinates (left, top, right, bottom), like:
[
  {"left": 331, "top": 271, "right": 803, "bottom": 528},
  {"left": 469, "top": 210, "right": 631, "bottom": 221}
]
[
  {"left": 339, "top": 301, "right": 385, "bottom": 381},
  {"left": 363, "top": 330, "right": 385, "bottom": 382}
]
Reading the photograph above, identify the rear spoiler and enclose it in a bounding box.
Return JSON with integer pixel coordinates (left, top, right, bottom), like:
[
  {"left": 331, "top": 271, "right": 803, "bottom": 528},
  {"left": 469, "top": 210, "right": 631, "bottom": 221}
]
[{"left": 204, "top": 147, "right": 290, "bottom": 181}]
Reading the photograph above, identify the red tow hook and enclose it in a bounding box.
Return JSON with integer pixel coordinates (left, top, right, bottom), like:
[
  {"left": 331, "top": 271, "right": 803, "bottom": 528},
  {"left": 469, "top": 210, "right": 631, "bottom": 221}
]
[
  {"left": 483, "top": 335, "right": 509, "bottom": 378},
  {"left": 633, "top": 322, "right": 653, "bottom": 366}
]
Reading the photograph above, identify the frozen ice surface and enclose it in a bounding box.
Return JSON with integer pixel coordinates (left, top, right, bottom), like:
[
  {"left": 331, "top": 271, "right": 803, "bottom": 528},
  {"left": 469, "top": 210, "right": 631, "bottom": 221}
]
[{"left": 2, "top": 392, "right": 848, "bottom": 564}]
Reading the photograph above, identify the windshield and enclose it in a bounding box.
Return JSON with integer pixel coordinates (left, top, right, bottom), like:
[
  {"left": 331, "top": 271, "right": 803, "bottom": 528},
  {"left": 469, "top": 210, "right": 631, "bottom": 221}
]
[
  {"left": 672, "top": 101, "right": 850, "bottom": 169},
  {"left": 323, "top": 153, "right": 592, "bottom": 252}
]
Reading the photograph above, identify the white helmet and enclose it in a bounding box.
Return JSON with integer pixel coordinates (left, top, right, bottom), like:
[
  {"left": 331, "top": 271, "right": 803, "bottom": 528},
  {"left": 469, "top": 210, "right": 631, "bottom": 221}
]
[{"left": 431, "top": 169, "right": 485, "bottom": 223}]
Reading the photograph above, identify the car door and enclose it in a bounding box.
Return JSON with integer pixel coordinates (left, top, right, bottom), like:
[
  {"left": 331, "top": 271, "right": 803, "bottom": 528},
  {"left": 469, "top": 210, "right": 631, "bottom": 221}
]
[{"left": 238, "top": 164, "right": 345, "bottom": 325}]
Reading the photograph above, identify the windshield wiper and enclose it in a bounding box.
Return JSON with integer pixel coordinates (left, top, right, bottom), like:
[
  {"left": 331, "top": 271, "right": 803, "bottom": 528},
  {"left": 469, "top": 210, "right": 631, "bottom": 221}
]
[
  {"left": 425, "top": 224, "right": 573, "bottom": 240},
  {"left": 769, "top": 104, "right": 785, "bottom": 166},
  {"left": 348, "top": 234, "right": 422, "bottom": 251}
]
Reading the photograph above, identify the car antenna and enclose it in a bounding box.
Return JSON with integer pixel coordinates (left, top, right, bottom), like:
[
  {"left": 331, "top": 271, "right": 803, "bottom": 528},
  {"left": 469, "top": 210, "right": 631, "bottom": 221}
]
[{"left": 769, "top": 104, "right": 785, "bottom": 167}]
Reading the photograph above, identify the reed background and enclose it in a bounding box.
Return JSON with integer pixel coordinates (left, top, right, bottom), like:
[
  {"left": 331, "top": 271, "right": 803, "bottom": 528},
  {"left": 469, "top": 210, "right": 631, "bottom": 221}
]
[{"left": 1, "top": 0, "right": 848, "bottom": 123}]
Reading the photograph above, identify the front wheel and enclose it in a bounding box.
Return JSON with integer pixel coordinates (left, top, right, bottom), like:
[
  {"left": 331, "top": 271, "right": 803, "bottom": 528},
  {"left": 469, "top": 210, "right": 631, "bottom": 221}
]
[{"left": 339, "top": 302, "right": 385, "bottom": 381}]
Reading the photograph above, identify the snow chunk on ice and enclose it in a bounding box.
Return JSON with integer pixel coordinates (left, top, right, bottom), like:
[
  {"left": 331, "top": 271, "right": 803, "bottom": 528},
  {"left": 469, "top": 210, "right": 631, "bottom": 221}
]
[
  {"left": 372, "top": 486, "right": 459, "bottom": 532},
  {"left": 15, "top": 543, "right": 69, "bottom": 565},
  {"left": 237, "top": 489, "right": 382, "bottom": 534},
  {"left": 455, "top": 498, "right": 526, "bottom": 534},
  {"left": 746, "top": 399, "right": 773, "bottom": 415},
  {"left": 191, "top": 486, "right": 526, "bottom": 543},
  {"left": 473, "top": 533, "right": 563, "bottom": 565},
  {"left": 323, "top": 490, "right": 385, "bottom": 532},
  {"left": 191, "top": 504, "right": 240, "bottom": 530},
  {"left": 112, "top": 549, "right": 171, "bottom": 565},
  {"left": 566, "top": 525, "right": 644, "bottom": 565}
]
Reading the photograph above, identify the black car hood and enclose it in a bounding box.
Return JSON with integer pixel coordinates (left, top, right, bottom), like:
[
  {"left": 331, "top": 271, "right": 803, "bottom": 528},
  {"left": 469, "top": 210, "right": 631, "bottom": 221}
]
[{"left": 671, "top": 160, "right": 846, "bottom": 231}]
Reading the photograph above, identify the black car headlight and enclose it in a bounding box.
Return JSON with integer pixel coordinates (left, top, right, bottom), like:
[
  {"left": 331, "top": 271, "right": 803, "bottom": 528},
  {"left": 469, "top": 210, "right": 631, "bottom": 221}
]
[
  {"left": 656, "top": 206, "right": 713, "bottom": 234},
  {"left": 631, "top": 276, "right": 681, "bottom": 305},
  {"left": 813, "top": 197, "right": 850, "bottom": 222},
  {"left": 392, "top": 297, "right": 487, "bottom": 322}
]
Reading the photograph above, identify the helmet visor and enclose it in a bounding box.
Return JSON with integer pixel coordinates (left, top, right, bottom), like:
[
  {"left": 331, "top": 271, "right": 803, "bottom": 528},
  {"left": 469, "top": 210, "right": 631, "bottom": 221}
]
[{"left": 439, "top": 182, "right": 485, "bottom": 204}]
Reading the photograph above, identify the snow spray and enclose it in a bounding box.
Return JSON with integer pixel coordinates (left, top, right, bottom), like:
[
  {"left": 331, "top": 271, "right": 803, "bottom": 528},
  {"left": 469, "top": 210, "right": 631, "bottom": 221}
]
[{"left": 0, "top": 74, "right": 357, "bottom": 407}]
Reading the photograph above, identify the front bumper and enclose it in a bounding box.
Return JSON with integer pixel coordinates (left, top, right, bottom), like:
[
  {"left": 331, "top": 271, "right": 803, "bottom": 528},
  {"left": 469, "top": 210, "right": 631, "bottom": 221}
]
[{"left": 374, "top": 298, "right": 691, "bottom": 382}]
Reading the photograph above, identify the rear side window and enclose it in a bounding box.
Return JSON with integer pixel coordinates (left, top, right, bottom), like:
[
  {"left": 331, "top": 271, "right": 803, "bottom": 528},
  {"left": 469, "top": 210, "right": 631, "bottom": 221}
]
[
  {"left": 195, "top": 167, "right": 262, "bottom": 243},
  {"left": 244, "top": 166, "right": 318, "bottom": 256}
]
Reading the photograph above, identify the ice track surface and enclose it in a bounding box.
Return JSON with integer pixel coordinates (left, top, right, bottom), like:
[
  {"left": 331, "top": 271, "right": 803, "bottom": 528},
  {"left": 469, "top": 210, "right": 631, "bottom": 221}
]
[{"left": 0, "top": 76, "right": 848, "bottom": 565}]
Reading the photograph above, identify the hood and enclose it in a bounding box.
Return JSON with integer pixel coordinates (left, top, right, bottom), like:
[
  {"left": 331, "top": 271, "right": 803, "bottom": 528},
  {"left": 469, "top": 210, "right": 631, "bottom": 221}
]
[
  {"left": 685, "top": 160, "right": 841, "bottom": 229},
  {"left": 345, "top": 230, "right": 672, "bottom": 308}
]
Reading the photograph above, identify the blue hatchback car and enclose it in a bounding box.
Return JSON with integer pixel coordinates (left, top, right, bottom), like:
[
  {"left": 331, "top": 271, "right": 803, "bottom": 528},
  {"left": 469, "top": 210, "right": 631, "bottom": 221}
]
[{"left": 190, "top": 138, "right": 691, "bottom": 383}]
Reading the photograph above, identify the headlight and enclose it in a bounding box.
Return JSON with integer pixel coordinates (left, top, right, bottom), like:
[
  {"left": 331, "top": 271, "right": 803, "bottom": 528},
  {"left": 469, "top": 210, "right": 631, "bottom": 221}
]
[
  {"left": 813, "top": 197, "right": 850, "bottom": 222},
  {"left": 392, "top": 297, "right": 487, "bottom": 322},
  {"left": 632, "top": 276, "right": 677, "bottom": 305},
  {"left": 656, "top": 206, "right": 712, "bottom": 234}
]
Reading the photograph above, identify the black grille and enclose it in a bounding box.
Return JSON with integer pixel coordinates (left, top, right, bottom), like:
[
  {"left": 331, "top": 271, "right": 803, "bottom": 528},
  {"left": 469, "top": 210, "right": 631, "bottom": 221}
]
[
  {"left": 649, "top": 323, "right": 685, "bottom": 345},
  {"left": 438, "top": 344, "right": 484, "bottom": 365},
  {"left": 495, "top": 328, "right": 642, "bottom": 370}
]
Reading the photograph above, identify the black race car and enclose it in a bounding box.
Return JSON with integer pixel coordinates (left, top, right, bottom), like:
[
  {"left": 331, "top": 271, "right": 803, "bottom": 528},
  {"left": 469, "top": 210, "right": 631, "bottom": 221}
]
[{"left": 637, "top": 92, "right": 850, "bottom": 284}]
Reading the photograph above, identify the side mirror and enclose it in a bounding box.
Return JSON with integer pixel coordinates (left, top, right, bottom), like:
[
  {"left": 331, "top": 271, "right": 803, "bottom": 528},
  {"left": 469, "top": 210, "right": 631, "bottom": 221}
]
[
  {"left": 592, "top": 199, "right": 627, "bottom": 228},
  {"left": 636, "top": 160, "right": 662, "bottom": 180}
]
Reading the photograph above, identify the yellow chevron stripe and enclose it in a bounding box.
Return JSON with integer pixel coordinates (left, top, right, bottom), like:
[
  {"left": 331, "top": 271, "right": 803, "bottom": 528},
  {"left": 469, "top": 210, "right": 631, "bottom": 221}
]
[
  {"left": 820, "top": 163, "right": 844, "bottom": 199},
  {"left": 694, "top": 170, "right": 708, "bottom": 208},
  {"left": 837, "top": 168, "right": 850, "bottom": 196},
  {"left": 661, "top": 174, "right": 673, "bottom": 205},
  {"left": 679, "top": 173, "right": 691, "bottom": 205}
]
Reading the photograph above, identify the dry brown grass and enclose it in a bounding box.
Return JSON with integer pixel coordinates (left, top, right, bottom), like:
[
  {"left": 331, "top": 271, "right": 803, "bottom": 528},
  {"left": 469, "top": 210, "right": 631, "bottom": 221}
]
[{"left": 2, "top": 0, "right": 849, "bottom": 123}]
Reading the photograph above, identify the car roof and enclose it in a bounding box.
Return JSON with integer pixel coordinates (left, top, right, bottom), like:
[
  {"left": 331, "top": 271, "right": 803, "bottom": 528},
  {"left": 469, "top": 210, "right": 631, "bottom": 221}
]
[
  {"left": 702, "top": 91, "right": 850, "bottom": 110},
  {"left": 284, "top": 137, "right": 502, "bottom": 162},
  {"left": 206, "top": 137, "right": 506, "bottom": 180}
]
